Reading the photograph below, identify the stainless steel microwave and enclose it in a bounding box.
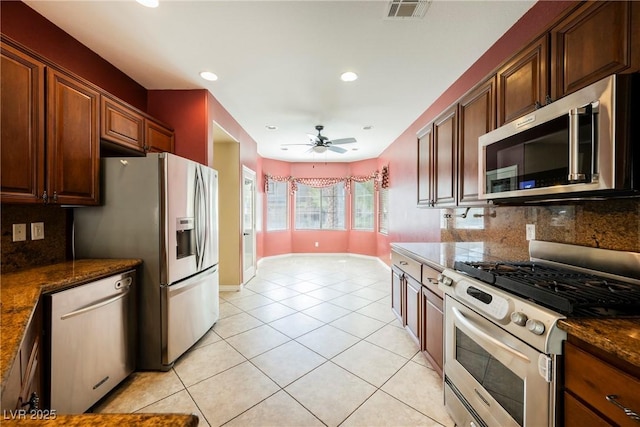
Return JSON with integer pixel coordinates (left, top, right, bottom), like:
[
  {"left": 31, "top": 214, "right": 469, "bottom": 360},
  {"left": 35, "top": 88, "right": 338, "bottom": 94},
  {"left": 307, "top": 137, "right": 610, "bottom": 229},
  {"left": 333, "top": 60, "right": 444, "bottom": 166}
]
[{"left": 479, "top": 74, "right": 638, "bottom": 202}]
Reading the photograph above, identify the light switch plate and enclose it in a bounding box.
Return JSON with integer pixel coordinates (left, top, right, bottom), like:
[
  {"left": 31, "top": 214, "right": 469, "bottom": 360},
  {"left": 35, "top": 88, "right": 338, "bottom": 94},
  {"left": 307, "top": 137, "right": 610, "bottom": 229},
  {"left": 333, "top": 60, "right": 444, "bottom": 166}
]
[
  {"left": 31, "top": 222, "right": 44, "bottom": 240},
  {"left": 526, "top": 224, "right": 536, "bottom": 241},
  {"left": 12, "top": 224, "right": 27, "bottom": 242}
]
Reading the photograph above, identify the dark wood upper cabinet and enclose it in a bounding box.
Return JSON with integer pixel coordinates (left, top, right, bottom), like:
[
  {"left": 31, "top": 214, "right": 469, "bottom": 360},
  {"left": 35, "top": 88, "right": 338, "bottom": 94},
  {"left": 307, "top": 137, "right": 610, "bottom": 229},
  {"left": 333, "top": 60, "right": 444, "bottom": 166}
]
[
  {"left": 551, "top": 1, "right": 639, "bottom": 98},
  {"left": 497, "top": 34, "right": 549, "bottom": 126},
  {"left": 417, "top": 126, "right": 433, "bottom": 206},
  {"left": 0, "top": 42, "right": 45, "bottom": 203},
  {"left": 101, "top": 95, "right": 145, "bottom": 153},
  {"left": 432, "top": 105, "right": 457, "bottom": 207},
  {"left": 457, "top": 77, "right": 495, "bottom": 206},
  {"left": 47, "top": 69, "right": 100, "bottom": 205},
  {"left": 146, "top": 118, "right": 175, "bottom": 153}
]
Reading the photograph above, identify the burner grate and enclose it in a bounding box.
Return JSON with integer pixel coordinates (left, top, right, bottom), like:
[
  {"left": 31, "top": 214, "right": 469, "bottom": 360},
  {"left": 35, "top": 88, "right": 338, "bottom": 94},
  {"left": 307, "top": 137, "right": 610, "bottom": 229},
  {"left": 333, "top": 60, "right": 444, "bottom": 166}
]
[{"left": 454, "top": 261, "right": 640, "bottom": 316}]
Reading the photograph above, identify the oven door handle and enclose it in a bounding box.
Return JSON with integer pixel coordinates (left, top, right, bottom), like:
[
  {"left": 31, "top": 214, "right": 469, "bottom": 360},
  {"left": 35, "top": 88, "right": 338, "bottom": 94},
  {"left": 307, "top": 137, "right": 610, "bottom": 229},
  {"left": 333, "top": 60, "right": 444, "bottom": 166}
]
[{"left": 452, "top": 306, "right": 530, "bottom": 363}]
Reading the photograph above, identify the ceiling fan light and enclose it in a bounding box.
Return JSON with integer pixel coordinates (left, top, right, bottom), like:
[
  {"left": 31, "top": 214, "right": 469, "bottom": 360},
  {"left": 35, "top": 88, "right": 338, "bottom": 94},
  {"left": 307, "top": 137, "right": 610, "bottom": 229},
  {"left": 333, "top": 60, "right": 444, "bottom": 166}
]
[{"left": 313, "top": 145, "right": 328, "bottom": 153}]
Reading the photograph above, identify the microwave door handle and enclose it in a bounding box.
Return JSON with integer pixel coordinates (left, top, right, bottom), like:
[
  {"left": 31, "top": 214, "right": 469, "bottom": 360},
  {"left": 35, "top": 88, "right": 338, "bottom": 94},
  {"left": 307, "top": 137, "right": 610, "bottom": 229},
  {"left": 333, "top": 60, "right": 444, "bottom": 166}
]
[
  {"left": 451, "top": 306, "right": 530, "bottom": 363},
  {"left": 568, "top": 107, "right": 586, "bottom": 182}
]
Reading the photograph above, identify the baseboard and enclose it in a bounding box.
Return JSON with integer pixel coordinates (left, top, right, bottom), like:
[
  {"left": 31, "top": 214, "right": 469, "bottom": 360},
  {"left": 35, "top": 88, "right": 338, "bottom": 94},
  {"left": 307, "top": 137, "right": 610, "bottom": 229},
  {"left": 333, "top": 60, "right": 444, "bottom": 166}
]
[
  {"left": 257, "top": 252, "right": 390, "bottom": 271},
  {"left": 219, "top": 283, "right": 244, "bottom": 292}
]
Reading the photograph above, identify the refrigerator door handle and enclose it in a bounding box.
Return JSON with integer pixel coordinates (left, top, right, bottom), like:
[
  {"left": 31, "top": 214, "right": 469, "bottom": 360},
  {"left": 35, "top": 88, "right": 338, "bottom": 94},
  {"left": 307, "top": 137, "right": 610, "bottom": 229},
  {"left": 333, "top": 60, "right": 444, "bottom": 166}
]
[{"left": 194, "top": 167, "right": 203, "bottom": 270}]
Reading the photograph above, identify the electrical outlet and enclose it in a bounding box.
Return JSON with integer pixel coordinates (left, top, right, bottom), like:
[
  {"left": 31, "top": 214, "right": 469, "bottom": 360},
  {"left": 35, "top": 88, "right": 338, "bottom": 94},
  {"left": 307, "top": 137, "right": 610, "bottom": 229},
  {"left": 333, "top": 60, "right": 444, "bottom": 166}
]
[
  {"left": 526, "top": 224, "right": 536, "bottom": 241},
  {"left": 31, "top": 222, "right": 44, "bottom": 240},
  {"left": 12, "top": 224, "right": 27, "bottom": 242}
]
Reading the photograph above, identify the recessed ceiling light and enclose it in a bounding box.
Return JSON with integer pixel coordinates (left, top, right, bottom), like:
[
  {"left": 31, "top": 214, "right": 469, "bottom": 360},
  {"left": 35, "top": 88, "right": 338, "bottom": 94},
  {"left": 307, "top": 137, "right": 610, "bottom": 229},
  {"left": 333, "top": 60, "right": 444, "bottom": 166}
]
[
  {"left": 280, "top": 147, "right": 288, "bottom": 151},
  {"left": 136, "top": 0, "right": 159, "bottom": 8},
  {"left": 266, "top": 125, "right": 278, "bottom": 131},
  {"left": 352, "top": 147, "right": 359, "bottom": 151},
  {"left": 200, "top": 71, "right": 218, "bottom": 81},
  {"left": 340, "top": 71, "right": 358, "bottom": 82}
]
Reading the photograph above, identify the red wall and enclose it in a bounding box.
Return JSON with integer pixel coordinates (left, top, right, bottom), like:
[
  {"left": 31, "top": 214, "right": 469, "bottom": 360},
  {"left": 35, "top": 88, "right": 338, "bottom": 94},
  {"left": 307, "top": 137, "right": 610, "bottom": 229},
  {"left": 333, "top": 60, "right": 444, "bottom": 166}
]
[
  {"left": 0, "top": 1, "right": 147, "bottom": 110},
  {"left": 147, "top": 90, "right": 209, "bottom": 163}
]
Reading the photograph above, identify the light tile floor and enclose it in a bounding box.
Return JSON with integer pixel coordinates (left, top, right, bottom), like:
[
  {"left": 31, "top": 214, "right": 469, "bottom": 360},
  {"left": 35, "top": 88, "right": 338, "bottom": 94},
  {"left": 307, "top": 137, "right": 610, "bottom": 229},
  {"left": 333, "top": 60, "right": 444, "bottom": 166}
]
[{"left": 93, "top": 255, "right": 454, "bottom": 427}]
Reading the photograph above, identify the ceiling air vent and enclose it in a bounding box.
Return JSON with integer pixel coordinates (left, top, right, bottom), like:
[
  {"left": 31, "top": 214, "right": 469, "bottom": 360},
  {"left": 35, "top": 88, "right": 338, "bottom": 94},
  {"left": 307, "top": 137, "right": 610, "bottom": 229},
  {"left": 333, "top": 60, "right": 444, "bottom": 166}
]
[{"left": 385, "top": 0, "right": 431, "bottom": 19}]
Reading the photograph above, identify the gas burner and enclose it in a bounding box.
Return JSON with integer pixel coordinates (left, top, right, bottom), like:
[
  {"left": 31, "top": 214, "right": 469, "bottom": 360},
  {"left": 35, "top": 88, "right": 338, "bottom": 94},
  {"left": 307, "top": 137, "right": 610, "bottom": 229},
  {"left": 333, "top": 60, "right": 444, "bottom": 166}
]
[
  {"left": 534, "top": 280, "right": 578, "bottom": 293},
  {"left": 454, "top": 260, "right": 640, "bottom": 316},
  {"left": 584, "top": 280, "right": 633, "bottom": 292}
]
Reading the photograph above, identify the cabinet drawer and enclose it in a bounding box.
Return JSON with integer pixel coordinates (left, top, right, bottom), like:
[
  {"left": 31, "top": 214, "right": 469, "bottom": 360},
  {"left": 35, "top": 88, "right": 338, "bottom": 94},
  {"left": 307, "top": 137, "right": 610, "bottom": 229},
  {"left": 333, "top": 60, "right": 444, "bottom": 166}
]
[
  {"left": 565, "top": 341, "right": 640, "bottom": 427},
  {"left": 391, "top": 251, "right": 421, "bottom": 282}
]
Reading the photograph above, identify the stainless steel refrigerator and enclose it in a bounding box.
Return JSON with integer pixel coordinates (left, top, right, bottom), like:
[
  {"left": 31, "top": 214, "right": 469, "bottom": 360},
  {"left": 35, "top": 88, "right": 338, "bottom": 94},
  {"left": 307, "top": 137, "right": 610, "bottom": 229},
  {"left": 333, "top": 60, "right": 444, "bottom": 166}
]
[{"left": 74, "top": 153, "right": 219, "bottom": 371}]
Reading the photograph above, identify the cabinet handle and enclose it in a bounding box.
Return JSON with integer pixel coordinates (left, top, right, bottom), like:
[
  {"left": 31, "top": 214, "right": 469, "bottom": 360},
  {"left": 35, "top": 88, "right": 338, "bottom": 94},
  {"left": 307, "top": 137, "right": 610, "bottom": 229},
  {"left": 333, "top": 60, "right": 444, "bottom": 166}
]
[
  {"left": 399, "top": 261, "right": 408, "bottom": 266},
  {"left": 52, "top": 191, "right": 58, "bottom": 203},
  {"left": 42, "top": 191, "right": 48, "bottom": 204},
  {"left": 606, "top": 395, "right": 640, "bottom": 422}
]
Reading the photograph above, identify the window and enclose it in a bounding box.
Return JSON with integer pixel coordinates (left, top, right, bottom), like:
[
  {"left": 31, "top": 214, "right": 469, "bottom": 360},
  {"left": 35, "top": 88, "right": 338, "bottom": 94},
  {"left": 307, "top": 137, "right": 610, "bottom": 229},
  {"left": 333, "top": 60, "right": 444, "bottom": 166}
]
[
  {"left": 379, "top": 187, "right": 389, "bottom": 234},
  {"left": 295, "top": 183, "right": 345, "bottom": 230},
  {"left": 352, "top": 180, "right": 374, "bottom": 230},
  {"left": 266, "top": 180, "right": 288, "bottom": 231}
]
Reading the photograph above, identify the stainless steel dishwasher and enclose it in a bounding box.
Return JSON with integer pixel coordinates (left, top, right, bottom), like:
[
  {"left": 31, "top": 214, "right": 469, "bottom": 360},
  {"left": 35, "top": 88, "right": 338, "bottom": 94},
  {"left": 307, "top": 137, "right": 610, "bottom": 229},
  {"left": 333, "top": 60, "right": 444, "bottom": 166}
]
[{"left": 44, "top": 270, "right": 136, "bottom": 413}]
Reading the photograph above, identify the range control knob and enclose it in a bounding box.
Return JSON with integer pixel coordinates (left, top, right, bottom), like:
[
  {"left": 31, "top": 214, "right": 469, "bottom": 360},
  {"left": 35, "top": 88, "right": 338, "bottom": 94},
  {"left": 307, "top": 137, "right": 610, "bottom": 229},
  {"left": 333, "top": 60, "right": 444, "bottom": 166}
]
[
  {"left": 526, "top": 319, "right": 545, "bottom": 335},
  {"left": 438, "top": 274, "right": 453, "bottom": 287},
  {"left": 510, "top": 311, "right": 528, "bottom": 326}
]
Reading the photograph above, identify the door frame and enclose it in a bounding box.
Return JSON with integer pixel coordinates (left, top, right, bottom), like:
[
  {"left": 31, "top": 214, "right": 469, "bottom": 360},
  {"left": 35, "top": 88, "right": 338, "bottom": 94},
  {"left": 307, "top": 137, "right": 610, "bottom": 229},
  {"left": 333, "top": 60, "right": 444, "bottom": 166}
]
[{"left": 242, "top": 166, "right": 257, "bottom": 283}]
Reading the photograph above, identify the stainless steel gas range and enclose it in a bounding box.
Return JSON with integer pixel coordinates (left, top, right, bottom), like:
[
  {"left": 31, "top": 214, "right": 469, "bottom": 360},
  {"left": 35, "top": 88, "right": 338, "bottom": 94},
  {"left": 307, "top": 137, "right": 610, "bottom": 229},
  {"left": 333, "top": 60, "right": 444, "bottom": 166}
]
[{"left": 437, "top": 240, "right": 640, "bottom": 427}]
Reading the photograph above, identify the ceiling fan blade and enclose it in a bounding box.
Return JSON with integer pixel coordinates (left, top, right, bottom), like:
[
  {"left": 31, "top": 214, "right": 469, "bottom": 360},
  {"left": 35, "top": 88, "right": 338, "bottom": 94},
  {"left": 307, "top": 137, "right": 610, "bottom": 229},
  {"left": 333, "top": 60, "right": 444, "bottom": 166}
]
[
  {"left": 328, "top": 137, "right": 357, "bottom": 145},
  {"left": 328, "top": 146, "right": 347, "bottom": 154},
  {"left": 307, "top": 133, "right": 318, "bottom": 142},
  {"left": 280, "top": 143, "right": 313, "bottom": 146}
]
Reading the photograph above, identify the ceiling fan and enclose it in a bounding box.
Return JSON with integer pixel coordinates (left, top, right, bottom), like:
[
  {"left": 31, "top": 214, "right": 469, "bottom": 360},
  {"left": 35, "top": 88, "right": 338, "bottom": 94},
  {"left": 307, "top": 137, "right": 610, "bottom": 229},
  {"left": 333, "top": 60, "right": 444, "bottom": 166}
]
[{"left": 282, "top": 125, "right": 357, "bottom": 153}]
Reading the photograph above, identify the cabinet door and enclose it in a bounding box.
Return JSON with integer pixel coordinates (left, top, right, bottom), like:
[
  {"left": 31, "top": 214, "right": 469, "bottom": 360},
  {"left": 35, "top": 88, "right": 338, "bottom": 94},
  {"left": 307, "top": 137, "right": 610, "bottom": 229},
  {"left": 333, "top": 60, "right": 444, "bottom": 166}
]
[
  {"left": 417, "top": 126, "right": 433, "bottom": 206},
  {"left": 47, "top": 69, "right": 100, "bottom": 205},
  {"left": 497, "top": 34, "right": 549, "bottom": 126},
  {"left": 391, "top": 268, "right": 403, "bottom": 322},
  {"left": 551, "top": 1, "right": 637, "bottom": 98},
  {"left": 432, "top": 105, "right": 457, "bottom": 207},
  {"left": 422, "top": 286, "right": 444, "bottom": 377},
  {"left": 146, "top": 119, "right": 174, "bottom": 153},
  {"left": 405, "top": 275, "right": 421, "bottom": 345},
  {"left": 1, "top": 42, "right": 45, "bottom": 203},
  {"left": 457, "top": 76, "right": 495, "bottom": 206},
  {"left": 101, "top": 96, "right": 145, "bottom": 153}
]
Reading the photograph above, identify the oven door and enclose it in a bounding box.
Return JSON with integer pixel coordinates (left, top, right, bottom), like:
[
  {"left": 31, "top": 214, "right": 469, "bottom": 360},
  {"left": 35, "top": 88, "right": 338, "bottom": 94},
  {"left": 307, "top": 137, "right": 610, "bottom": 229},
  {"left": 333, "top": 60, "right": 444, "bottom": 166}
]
[{"left": 444, "top": 296, "right": 552, "bottom": 427}]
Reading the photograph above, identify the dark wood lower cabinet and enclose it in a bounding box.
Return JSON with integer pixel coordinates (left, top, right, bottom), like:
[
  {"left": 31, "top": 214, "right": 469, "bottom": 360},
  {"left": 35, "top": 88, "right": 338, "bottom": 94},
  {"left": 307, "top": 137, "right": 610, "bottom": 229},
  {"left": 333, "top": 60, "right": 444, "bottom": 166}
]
[
  {"left": 391, "top": 267, "right": 403, "bottom": 322},
  {"left": 422, "top": 285, "right": 443, "bottom": 377},
  {"left": 405, "top": 276, "right": 421, "bottom": 345}
]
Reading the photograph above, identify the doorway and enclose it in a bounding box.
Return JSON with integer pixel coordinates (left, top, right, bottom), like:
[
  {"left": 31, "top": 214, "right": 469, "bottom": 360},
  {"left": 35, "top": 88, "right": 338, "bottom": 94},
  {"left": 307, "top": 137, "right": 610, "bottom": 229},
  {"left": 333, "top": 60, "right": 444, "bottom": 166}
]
[{"left": 242, "top": 166, "right": 257, "bottom": 283}]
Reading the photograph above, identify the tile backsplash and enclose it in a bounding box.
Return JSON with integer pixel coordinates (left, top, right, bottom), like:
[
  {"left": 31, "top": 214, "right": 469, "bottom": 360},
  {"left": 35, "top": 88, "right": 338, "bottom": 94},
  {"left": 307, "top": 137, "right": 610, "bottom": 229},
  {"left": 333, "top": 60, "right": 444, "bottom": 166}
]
[
  {"left": 1, "top": 204, "right": 71, "bottom": 273},
  {"left": 441, "top": 198, "right": 640, "bottom": 259}
]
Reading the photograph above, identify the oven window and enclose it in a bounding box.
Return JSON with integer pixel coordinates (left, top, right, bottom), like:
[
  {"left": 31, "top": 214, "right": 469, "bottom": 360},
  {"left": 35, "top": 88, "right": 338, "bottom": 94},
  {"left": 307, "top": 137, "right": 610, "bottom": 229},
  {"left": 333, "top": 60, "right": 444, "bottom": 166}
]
[{"left": 455, "top": 328, "right": 524, "bottom": 425}]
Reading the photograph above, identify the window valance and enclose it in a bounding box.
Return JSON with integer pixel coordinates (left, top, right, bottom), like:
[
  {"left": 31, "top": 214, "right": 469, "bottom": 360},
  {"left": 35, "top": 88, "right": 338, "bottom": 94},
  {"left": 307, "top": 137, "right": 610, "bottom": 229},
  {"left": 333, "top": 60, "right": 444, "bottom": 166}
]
[{"left": 265, "top": 170, "right": 385, "bottom": 194}]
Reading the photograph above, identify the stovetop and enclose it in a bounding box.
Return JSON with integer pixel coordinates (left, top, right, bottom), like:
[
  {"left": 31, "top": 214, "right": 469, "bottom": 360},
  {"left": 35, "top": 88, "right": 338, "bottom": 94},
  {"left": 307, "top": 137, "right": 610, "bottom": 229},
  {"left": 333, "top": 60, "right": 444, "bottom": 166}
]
[{"left": 454, "top": 261, "right": 640, "bottom": 317}]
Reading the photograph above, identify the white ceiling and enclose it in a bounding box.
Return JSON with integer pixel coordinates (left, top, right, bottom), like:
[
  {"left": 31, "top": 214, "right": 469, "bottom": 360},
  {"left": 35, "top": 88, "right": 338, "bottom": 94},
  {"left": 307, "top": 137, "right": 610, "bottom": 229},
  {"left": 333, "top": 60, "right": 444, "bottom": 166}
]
[{"left": 24, "top": 0, "right": 535, "bottom": 162}]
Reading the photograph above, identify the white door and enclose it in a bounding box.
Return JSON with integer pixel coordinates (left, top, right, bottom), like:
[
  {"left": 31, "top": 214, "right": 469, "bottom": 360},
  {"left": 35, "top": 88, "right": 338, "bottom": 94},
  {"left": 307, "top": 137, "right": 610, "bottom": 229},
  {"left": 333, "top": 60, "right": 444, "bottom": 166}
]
[{"left": 242, "top": 166, "right": 257, "bottom": 283}]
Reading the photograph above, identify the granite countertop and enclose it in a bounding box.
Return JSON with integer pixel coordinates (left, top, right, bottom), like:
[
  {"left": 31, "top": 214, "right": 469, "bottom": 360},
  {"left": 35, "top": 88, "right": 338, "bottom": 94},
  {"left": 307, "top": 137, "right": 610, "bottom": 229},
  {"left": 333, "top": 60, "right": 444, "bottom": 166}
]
[
  {"left": 558, "top": 317, "right": 640, "bottom": 369},
  {"left": 390, "top": 241, "right": 528, "bottom": 272},
  {"left": 0, "top": 413, "right": 198, "bottom": 426},
  {"left": 1, "top": 259, "right": 143, "bottom": 391},
  {"left": 391, "top": 241, "right": 640, "bottom": 371}
]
